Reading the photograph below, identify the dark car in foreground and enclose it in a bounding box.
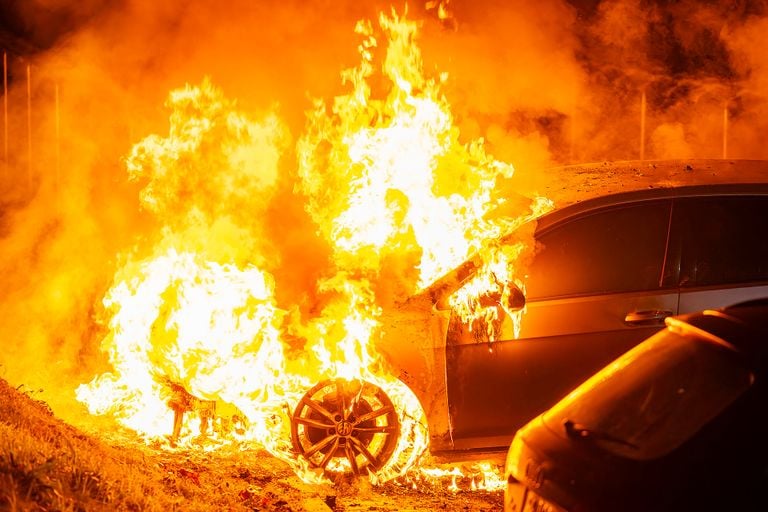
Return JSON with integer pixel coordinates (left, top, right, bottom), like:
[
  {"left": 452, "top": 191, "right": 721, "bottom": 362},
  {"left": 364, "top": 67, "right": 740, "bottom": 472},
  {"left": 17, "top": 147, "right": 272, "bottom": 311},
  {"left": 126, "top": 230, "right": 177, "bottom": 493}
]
[{"left": 504, "top": 302, "right": 768, "bottom": 512}]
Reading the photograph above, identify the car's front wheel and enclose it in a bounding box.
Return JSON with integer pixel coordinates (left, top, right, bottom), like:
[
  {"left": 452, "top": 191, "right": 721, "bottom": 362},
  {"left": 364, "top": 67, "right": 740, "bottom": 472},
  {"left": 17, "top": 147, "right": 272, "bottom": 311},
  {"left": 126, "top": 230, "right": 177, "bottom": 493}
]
[{"left": 290, "top": 378, "right": 401, "bottom": 477}]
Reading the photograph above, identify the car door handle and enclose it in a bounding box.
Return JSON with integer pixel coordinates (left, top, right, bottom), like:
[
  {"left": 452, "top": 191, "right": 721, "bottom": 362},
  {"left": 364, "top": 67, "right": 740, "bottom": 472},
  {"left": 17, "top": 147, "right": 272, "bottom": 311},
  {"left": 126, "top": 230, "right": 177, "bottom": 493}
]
[{"left": 624, "top": 309, "right": 673, "bottom": 326}]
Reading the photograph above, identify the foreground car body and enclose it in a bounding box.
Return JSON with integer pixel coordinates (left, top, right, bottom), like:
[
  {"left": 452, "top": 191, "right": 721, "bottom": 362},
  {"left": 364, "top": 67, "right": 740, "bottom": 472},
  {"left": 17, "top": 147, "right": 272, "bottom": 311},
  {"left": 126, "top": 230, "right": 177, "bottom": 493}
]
[{"left": 504, "top": 303, "right": 768, "bottom": 511}]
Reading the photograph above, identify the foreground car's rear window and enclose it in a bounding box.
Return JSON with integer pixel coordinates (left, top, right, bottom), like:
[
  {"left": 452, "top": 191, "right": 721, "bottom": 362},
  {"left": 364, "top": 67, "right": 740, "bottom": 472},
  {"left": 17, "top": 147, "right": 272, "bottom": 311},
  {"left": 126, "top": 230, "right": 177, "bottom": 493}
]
[{"left": 543, "top": 325, "right": 753, "bottom": 460}]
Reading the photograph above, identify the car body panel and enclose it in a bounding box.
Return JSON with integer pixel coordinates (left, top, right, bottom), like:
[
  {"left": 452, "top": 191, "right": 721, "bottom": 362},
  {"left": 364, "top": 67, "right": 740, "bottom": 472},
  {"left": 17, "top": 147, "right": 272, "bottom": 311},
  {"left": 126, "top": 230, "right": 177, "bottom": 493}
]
[
  {"left": 446, "top": 291, "right": 678, "bottom": 446},
  {"left": 445, "top": 182, "right": 768, "bottom": 449}
]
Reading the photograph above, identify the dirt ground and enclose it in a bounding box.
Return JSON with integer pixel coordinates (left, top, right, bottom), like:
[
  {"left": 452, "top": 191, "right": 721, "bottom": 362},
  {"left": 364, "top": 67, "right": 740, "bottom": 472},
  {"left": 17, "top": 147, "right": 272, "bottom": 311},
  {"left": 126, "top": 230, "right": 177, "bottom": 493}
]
[
  {"left": 1, "top": 376, "right": 505, "bottom": 511},
  {"left": 146, "top": 441, "right": 506, "bottom": 512}
]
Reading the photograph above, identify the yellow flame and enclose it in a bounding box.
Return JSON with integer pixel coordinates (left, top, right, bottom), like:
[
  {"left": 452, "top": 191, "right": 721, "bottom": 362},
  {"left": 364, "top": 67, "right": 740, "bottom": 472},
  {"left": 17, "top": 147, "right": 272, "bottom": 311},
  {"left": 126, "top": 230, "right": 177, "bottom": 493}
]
[
  {"left": 401, "top": 461, "right": 505, "bottom": 493},
  {"left": 76, "top": 7, "right": 549, "bottom": 489},
  {"left": 75, "top": 250, "right": 294, "bottom": 441},
  {"left": 77, "top": 71, "right": 428, "bottom": 483},
  {"left": 447, "top": 196, "right": 553, "bottom": 341},
  {"left": 297, "top": 10, "right": 515, "bottom": 291},
  {"left": 425, "top": 0, "right": 455, "bottom": 24}
]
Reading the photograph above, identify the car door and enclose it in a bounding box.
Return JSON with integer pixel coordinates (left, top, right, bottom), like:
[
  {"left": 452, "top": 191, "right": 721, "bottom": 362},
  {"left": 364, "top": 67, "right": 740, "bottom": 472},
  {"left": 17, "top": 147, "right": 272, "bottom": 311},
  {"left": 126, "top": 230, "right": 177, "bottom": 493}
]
[
  {"left": 446, "top": 198, "right": 679, "bottom": 448},
  {"left": 674, "top": 194, "right": 768, "bottom": 313}
]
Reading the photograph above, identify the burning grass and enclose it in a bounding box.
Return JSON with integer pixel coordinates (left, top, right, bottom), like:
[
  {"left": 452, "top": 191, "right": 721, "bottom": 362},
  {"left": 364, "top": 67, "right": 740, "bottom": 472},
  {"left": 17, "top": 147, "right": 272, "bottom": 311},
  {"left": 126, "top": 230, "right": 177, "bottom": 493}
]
[{"left": 0, "top": 376, "right": 503, "bottom": 511}]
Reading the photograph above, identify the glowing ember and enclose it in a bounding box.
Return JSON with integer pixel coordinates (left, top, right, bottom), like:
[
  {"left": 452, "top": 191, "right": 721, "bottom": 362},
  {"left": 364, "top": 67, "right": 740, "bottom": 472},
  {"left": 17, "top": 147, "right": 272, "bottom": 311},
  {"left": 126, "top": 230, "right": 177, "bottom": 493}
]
[{"left": 400, "top": 461, "right": 506, "bottom": 493}]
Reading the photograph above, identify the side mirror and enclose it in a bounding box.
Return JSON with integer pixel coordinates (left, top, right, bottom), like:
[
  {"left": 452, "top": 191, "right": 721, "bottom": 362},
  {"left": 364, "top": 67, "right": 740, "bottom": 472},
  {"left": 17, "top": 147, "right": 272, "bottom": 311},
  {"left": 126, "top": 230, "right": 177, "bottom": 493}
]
[
  {"left": 507, "top": 285, "right": 526, "bottom": 311},
  {"left": 427, "top": 259, "right": 526, "bottom": 313},
  {"left": 476, "top": 284, "right": 526, "bottom": 312}
]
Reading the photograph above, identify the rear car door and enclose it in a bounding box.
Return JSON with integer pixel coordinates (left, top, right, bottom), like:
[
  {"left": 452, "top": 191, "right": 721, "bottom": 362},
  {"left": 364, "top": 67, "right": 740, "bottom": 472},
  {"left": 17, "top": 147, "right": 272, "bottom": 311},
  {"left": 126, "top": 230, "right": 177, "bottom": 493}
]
[
  {"left": 446, "top": 198, "right": 678, "bottom": 448},
  {"left": 673, "top": 194, "right": 768, "bottom": 313}
]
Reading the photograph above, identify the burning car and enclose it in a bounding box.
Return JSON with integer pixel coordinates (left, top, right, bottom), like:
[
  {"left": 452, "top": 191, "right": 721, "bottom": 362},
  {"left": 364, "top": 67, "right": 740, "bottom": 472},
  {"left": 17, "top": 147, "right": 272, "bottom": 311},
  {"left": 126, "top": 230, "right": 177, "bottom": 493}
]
[
  {"left": 380, "top": 162, "right": 768, "bottom": 460},
  {"left": 68, "top": 7, "right": 768, "bottom": 486},
  {"left": 75, "top": 156, "right": 768, "bottom": 484},
  {"left": 284, "top": 160, "right": 768, "bottom": 478}
]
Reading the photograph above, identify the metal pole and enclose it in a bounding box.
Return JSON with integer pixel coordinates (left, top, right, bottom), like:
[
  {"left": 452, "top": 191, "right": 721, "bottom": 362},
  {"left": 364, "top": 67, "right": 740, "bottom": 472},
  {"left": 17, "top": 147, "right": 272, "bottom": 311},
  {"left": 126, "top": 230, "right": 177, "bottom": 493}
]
[
  {"left": 722, "top": 103, "right": 728, "bottom": 160},
  {"left": 640, "top": 90, "right": 646, "bottom": 161},
  {"left": 3, "top": 52, "right": 7, "bottom": 177},
  {"left": 569, "top": 111, "right": 576, "bottom": 164},
  {"left": 56, "top": 83, "right": 60, "bottom": 190},
  {"left": 27, "top": 63, "right": 31, "bottom": 189}
]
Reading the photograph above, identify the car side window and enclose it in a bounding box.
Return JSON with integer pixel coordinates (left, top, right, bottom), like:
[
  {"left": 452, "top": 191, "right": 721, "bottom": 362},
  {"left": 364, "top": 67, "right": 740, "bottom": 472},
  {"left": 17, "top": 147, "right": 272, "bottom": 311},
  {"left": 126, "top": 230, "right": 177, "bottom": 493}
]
[
  {"left": 525, "top": 200, "right": 672, "bottom": 299},
  {"left": 675, "top": 196, "right": 768, "bottom": 287}
]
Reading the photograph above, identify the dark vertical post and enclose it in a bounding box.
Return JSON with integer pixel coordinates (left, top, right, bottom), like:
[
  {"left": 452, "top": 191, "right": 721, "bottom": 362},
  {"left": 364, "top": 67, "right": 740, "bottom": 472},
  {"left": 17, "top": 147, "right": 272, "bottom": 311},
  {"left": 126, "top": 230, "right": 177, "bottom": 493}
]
[
  {"left": 640, "top": 90, "right": 646, "bottom": 161},
  {"left": 722, "top": 102, "right": 728, "bottom": 160},
  {"left": 3, "top": 51, "right": 7, "bottom": 177},
  {"left": 26, "top": 63, "right": 31, "bottom": 189},
  {"left": 56, "top": 83, "right": 60, "bottom": 190}
]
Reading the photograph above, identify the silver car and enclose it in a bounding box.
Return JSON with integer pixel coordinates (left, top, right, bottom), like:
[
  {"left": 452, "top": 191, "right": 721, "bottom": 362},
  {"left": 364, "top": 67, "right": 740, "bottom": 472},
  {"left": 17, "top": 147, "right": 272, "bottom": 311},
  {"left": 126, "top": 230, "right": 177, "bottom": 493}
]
[{"left": 290, "top": 160, "right": 768, "bottom": 474}]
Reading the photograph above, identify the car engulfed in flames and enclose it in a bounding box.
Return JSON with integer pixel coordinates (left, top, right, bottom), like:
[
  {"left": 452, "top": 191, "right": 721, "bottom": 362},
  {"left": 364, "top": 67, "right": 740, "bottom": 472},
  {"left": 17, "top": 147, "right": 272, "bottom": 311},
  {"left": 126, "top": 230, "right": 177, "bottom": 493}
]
[{"left": 74, "top": 7, "right": 548, "bottom": 486}]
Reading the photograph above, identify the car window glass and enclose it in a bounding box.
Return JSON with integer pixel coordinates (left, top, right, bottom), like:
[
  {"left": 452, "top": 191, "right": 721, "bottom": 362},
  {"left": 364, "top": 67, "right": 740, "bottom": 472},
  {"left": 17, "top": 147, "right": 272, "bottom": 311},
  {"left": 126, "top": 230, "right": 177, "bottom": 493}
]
[
  {"left": 526, "top": 200, "right": 671, "bottom": 299},
  {"left": 676, "top": 196, "right": 768, "bottom": 288},
  {"left": 543, "top": 327, "right": 752, "bottom": 461}
]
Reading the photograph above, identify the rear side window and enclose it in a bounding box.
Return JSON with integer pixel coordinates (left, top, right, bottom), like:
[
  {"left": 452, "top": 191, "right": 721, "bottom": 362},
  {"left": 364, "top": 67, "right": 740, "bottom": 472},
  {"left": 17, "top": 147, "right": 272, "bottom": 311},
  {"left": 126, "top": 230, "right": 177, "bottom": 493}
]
[
  {"left": 526, "top": 200, "right": 671, "bottom": 299},
  {"left": 675, "top": 196, "right": 768, "bottom": 288}
]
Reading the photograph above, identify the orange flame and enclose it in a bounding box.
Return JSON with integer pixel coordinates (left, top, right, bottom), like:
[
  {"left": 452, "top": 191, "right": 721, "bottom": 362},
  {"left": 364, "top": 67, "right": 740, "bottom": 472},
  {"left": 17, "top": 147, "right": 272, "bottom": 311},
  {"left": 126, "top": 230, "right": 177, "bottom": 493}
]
[
  {"left": 297, "top": 10, "right": 516, "bottom": 291},
  {"left": 448, "top": 196, "right": 553, "bottom": 341},
  {"left": 76, "top": 8, "right": 546, "bottom": 488}
]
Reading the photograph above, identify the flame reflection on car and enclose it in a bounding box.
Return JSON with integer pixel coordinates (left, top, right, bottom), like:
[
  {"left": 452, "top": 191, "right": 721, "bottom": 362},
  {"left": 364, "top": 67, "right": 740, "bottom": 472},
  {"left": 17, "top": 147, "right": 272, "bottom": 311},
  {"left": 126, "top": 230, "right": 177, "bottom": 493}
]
[{"left": 505, "top": 302, "right": 768, "bottom": 512}]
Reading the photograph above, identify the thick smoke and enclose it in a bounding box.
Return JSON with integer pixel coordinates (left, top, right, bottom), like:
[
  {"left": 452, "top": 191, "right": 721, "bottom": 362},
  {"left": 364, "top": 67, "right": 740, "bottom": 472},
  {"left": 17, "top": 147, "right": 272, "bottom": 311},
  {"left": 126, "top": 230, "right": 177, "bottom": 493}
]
[{"left": 0, "top": 0, "right": 767, "bottom": 424}]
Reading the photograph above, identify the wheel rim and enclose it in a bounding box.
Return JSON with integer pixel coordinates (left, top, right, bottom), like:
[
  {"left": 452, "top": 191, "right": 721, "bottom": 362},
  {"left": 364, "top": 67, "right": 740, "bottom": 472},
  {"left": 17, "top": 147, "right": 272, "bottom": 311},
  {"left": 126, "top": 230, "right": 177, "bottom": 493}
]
[{"left": 290, "top": 378, "right": 400, "bottom": 476}]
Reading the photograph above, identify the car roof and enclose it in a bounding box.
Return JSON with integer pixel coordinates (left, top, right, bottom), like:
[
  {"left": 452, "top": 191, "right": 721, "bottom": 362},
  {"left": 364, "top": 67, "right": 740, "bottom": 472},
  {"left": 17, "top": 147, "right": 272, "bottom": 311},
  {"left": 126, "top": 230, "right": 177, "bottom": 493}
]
[
  {"left": 499, "top": 159, "right": 768, "bottom": 210},
  {"left": 536, "top": 181, "right": 768, "bottom": 232},
  {"left": 489, "top": 158, "right": 768, "bottom": 232},
  {"left": 673, "top": 304, "right": 768, "bottom": 368}
]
